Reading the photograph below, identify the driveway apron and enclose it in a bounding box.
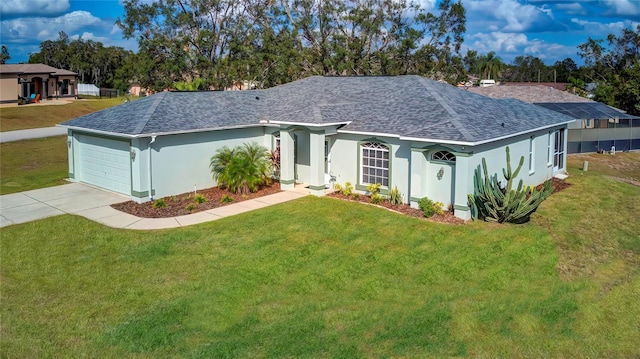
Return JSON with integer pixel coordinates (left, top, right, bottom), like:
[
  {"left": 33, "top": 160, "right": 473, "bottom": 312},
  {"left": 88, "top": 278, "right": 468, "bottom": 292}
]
[{"left": 0, "top": 183, "right": 128, "bottom": 227}]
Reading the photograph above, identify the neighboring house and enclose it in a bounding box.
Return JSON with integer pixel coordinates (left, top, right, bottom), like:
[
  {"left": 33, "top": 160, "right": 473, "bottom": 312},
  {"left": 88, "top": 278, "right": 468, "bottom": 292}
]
[
  {"left": 60, "top": 76, "right": 574, "bottom": 220},
  {"left": 467, "top": 85, "right": 640, "bottom": 153},
  {"left": 0, "top": 64, "right": 78, "bottom": 103}
]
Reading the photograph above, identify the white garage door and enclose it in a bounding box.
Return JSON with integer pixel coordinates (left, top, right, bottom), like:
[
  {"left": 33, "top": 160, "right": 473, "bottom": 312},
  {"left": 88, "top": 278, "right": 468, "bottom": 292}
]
[{"left": 78, "top": 135, "right": 131, "bottom": 195}]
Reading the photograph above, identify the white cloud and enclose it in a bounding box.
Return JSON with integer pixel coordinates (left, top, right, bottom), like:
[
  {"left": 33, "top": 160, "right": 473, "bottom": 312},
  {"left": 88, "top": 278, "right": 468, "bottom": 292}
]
[
  {"left": 1, "top": 0, "right": 70, "bottom": 17},
  {"left": 555, "top": 2, "right": 587, "bottom": 16},
  {"left": 464, "top": 0, "right": 554, "bottom": 32},
  {"left": 570, "top": 18, "right": 640, "bottom": 35},
  {"left": 1, "top": 11, "right": 101, "bottom": 43},
  {"left": 110, "top": 24, "right": 122, "bottom": 36},
  {"left": 466, "top": 31, "right": 575, "bottom": 62},
  {"left": 415, "top": 0, "right": 436, "bottom": 11},
  {"left": 603, "top": 0, "right": 640, "bottom": 16},
  {"left": 467, "top": 31, "right": 529, "bottom": 53}
]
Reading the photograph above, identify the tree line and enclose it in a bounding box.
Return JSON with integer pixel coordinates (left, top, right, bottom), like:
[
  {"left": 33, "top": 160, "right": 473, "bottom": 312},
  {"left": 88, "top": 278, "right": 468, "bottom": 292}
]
[{"left": 115, "top": 0, "right": 466, "bottom": 90}]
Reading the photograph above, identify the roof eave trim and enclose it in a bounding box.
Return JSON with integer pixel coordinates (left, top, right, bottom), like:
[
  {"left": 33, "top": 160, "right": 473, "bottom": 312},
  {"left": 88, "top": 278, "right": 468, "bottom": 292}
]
[
  {"left": 342, "top": 120, "right": 575, "bottom": 147},
  {"left": 337, "top": 129, "right": 402, "bottom": 140},
  {"left": 59, "top": 123, "right": 280, "bottom": 138},
  {"left": 268, "top": 120, "right": 351, "bottom": 127},
  {"left": 131, "top": 123, "right": 280, "bottom": 138},
  {"left": 57, "top": 124, "right": 137, "bottom": 138}
]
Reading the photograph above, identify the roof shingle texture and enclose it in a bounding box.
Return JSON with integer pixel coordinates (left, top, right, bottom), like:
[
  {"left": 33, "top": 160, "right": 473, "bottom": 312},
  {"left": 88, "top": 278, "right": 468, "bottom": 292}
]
[
  {"left": 61, "top": 76, "right": 574, "bottom": 144},
  {"left": 0, "top": 63, "right": 77, "bottom": 76}
]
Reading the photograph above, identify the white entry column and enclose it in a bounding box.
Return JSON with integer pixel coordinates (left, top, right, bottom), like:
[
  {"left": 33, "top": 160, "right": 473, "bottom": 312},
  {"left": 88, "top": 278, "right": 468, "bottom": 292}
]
[
  {"left": 279, "top": 128, "right": 296, "bottom": 190},
  {"left": 308, "top": 130, "right": 326, "bottom": 196}
]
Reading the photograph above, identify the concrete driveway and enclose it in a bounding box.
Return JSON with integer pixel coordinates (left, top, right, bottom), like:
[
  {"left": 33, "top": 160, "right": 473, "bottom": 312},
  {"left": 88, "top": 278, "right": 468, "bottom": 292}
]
[{"left": 0, "top": 183, "right": 128, "bottom": 228}]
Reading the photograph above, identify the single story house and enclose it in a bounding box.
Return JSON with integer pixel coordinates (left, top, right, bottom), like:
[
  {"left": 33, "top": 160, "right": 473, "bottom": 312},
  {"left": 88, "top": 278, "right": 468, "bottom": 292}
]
[
  {"left": 467, "top": 85, "right": 640, "bottom": 153},
  {"left": 0, "top": 63, "right": 78, "bottom": 103},
  {"left": 60, "top": 76, "right": 574, "bottom": 220}
]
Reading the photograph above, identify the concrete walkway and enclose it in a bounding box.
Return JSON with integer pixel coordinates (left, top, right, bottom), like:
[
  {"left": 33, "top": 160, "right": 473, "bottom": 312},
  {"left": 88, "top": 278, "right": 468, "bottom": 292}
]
[
  {"left": 0, "top": 183, "right": 306, "bottom": 229},
  {"left": 0, "top": 127, "right": 67, "bottom": 143}
]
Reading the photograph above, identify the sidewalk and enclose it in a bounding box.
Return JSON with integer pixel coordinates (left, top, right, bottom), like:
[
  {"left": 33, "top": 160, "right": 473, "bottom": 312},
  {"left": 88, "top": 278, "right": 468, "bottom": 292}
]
[
  {"left": 0, "top": 127, "right": 67, "bottom": 143},
  {"left": 0, "top": 183, "right": 307, "bottom": 229}
]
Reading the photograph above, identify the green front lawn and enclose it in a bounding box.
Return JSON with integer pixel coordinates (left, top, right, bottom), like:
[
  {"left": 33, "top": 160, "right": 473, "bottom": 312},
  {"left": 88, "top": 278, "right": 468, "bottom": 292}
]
[
  {"left": 1, "top": 153, "right": 639, "bottom": 358},
  {"left": 0, "top": 97, "right": 124, "bottom": 132},
  {"left": 0, "top": 136, "right": 68, "bottom": 195}
]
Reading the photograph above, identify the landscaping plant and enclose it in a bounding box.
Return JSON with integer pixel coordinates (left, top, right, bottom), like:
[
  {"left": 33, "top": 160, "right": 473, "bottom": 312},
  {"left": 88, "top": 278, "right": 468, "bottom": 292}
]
[
  {"left": 389, "top": 186, "right": 403, "bottom": 205},
  {"left": 418, "top": 197, "right": 437, "bottom": 217},
  {"left": 468, "top": 146, "right": 554, "bottom": 224},
  {"left": 152, "top": 198, "right": 167, "bottom": 208},
  {"left": 367, "top": 183, "right": 384, "bottom": 204},
  {"left": 210, "top": 142, "right": 272, "bottom": 195}
]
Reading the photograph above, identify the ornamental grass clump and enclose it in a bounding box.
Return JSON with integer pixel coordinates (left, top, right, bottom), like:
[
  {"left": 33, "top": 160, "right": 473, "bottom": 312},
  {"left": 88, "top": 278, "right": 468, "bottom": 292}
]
[{"left": 468, "top": 146, "right": 554, "bottom": 224}]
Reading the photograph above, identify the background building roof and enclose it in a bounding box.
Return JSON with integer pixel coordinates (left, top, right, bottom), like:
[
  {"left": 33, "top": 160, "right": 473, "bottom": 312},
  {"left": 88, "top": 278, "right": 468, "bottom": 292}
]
[
  {"left": 0, "top": 64, "right": 77, "bottom": 76},
  {"left": 466, "top": 85, "right": 592, "bottom": 103},
  {"left": 536, "top": 102, "right": 639, "bottom": 120}
]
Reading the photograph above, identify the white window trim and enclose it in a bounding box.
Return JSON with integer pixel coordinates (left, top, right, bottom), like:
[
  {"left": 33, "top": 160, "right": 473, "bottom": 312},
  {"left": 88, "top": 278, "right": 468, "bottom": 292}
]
[
  {"left": 546, "top": 132, "right": 552, "bottom": 167},
  {"left": 360, "top": 142, "right": 390, "bottom": 188},
  {"left": 529, "top": 135, "right": 535, "bottom": 175}
]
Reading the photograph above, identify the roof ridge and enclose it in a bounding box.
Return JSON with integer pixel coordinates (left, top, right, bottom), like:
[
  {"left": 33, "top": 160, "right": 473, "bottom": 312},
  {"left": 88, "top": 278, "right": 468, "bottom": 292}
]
[
  {"left": 133, "top": 92, "right": 167, "bottom": 134},
  {"left": 417, "top": 77, "right": 476, "bottom": 142}
]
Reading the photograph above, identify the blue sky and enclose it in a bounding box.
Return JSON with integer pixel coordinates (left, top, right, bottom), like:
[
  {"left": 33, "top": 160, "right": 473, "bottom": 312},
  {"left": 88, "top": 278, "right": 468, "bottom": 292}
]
[{"left": 1, "top": 0, "right": 639, "bottom": 66}]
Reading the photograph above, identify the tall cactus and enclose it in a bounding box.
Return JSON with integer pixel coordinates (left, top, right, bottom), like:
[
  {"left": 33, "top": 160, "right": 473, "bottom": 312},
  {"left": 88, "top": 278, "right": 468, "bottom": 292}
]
[{"left": 468, "top": 146, "right": 555, "bottom": 224}]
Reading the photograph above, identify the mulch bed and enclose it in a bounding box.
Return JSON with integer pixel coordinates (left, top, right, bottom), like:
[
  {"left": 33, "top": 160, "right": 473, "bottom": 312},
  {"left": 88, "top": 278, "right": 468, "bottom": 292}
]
[
  {"left": 542, "top": 177, "right": 571, "bottom": 194},
  {"left": 327, "top": 192, "right": 465, "bottom": 225},
  {"left": 112, "top": 184, "right": 281, "bottom": 218},
  {"left": 112, "top": 177, "right": 570, "bottom": 222}
]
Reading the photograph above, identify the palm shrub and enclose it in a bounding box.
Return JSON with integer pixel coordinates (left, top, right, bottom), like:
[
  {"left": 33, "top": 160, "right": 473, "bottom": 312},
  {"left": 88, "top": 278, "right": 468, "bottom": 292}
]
[
  {"left": 468, "top": 146, "right": 554, "bottom": 224},
  {"left": 210, "top": 142, "right": 272, "bottom": 195}
]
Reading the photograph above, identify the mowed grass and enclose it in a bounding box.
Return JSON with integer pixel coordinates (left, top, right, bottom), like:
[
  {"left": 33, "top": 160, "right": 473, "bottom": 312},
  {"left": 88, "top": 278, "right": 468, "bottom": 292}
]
[
  {"left": 0, "top": 97, "right": 124, "bottom": 131},
  {"left": 1, "top": 153, "right": 639, "bottom": 358},
  {"left": 0, "top": 136, "right": 68, "bottom": 194}
]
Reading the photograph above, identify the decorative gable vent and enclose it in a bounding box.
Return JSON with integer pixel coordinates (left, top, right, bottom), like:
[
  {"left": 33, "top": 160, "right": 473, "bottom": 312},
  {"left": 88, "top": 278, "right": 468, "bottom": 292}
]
[{"left": 432, "top": 151, "right": 456, "bottom": 162}]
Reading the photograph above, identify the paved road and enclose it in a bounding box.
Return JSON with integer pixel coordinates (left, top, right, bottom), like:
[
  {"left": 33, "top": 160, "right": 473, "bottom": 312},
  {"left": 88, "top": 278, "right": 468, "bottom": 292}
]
[{"left": 0, "top": 127, "right": 67, "bottom": 143}]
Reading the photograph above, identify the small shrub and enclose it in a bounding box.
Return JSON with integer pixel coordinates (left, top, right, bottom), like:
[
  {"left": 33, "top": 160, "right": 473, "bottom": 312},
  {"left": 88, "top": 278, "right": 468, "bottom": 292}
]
[
  {"left": 367, "top": 183, "right": 384, "bottom": 204},
  {"left": 418, "top": 197, "right": 436, "bottom": 218},
  {"left": 434, "top": 201, "right": 445, "bottom": 216},
  {"left": 341, "top": 182, "right": 354, "bottom": 196},
  {"left": 334, "top": 183, "right": 343, "bottom": 192},
  {"left": 366, "top": 183, "right": 381, "bottom": 195},
  {"left": 388, "top": 186, "right": 403, "bottom": 205},
  {"left": 186, "top": 203, "right": 197, "bottom": 211},
  {"left": 220, "top": 195, "right": 234, "bottom": 203},
  {"left": 153, "top": 198, "right": 167, "bottom": 208},
  {"left": 353, "top": 193, "right": 361, "bottom": 200},
  {"left": 194, "top": 194, "right": 207, "bottom": 204},
  {"left": 370, "top": 193, "right": 384, "bottom": 204}
]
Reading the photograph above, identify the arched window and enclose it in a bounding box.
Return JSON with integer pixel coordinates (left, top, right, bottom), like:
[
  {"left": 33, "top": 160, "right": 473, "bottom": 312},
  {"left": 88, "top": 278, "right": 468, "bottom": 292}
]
[
  {"left": 432, "top": 150, "right": 456, "bottom": 162},
  {"left": 360, "top": 142, "right": 389, "bottom": 187}
]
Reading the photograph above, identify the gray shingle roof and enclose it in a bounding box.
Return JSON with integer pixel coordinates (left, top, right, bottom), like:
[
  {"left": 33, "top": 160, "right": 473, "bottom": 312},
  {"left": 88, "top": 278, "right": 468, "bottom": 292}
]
[
  {"left": 0, "top": 63, "right": 77, "bottom": 76},
  {"left": 61, "top": 75, "right": 574, "bottom": 144}
]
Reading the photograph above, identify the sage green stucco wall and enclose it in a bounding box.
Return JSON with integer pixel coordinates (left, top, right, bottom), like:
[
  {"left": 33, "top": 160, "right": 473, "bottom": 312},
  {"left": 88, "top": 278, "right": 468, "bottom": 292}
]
[{"left": 145, "top": 127, "right": 267, "bottom": 200}]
